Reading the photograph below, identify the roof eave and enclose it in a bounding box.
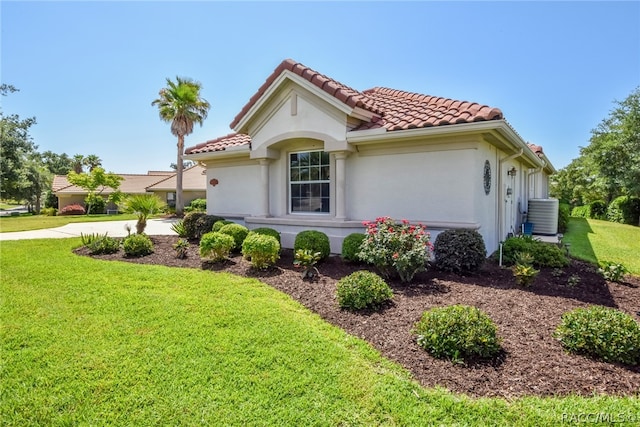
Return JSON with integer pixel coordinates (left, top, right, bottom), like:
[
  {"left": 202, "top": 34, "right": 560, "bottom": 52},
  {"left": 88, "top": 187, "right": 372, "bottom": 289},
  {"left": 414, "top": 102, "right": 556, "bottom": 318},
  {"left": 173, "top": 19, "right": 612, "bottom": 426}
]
[{"left": 184, "top": 145, "right": 251, "bottom": 162}]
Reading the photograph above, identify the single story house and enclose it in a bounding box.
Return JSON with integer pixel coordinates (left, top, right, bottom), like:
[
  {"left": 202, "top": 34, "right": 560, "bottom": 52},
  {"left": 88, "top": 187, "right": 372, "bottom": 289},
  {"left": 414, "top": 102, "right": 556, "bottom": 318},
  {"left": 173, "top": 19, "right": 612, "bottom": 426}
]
[
  {"left": 184, "top": 59, "right": 556, "bottom": 254},
  {"left": 52, "top": 165, "right": 207, "bottom": 210}
]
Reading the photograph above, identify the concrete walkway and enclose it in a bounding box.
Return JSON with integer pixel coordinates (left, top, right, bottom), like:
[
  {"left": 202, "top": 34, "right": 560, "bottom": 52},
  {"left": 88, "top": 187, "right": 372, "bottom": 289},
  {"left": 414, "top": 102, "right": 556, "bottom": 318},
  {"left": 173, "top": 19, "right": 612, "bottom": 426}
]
[{"left": 0, "top": 218, "right": 179, "bottom": 241}]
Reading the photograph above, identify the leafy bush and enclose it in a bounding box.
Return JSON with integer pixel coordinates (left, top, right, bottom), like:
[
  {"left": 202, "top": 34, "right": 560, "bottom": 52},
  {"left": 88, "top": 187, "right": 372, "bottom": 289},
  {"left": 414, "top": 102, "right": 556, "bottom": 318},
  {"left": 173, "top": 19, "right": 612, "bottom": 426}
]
[
  {"left": 598, "top": 261, "right": 628, "bottom": 282},
  {"left": 58, "top": 204, "right": 86, "bottom": 216},
  {"left": 336, "top": 271, "right": 393, "bottom": 310},
  {"left": 294, "top": 230, "right": 331, "bottom": 261},
  {"left": 413, "top": 305, "right": 501, "bottom": 363},
  {"left": 123, "top": 233, "right": 154, "bottom": 257},
  {"left": 293, "top": 249, "right": 322, "bottom": 279},
  {"left": 502, "top": 235, "right": 569, "bottom": 268},
  {"left": 554, "top": 306, "right": 640, "bottom": 365},
  {"left": 212, "top": 220, "right": 235, "bottom": 232},
  {"left": 358, "top": 217, "right": 431, "bottom": 283},
  {"left": 184, "top": 198, "right": 206, "bottom": 212},
  {"left": 183, "top": 212, "right": 225, "bottom": 240},
  {"left": 249, "top": 227, "right": 281, "bottom": 245},
  {"left": 219, "top": 223, "right": 249, "bottom": 252},
  {"left": 81, "top": 232, "right": 120, "bottom": 255},
  {"left": 84, "top": 193, "right": 106, "bottom": 214},
  {"left": 170, "top": 220, "right": 188, "bottom": 238},
  {"left": 41, "top": 207, "right": 57, "bottom": 216},
  {"left": 173, "top": 238, "right": 189, "bottom": 259},
  {"left": 607, "top": 196, "right": 640, "bottom": 225},
  {"left": 558, "top": 203, "right": 570, "bottom": 233},
  {"left": 341, "top": 233, "right": 366, "bottom": 263},
  {"left": 199, "top": 232, "right": 235, "bottom": 262},
  {"left": 571, "top": 205, "right": 590, "bottom": 218},
  {"left": 241, "top": 233, "right": 280, "bottom": 269},
  {"left": 589, "top": 200, "right": 607, "bottom": 220},
  {"left": 434, "top": 229, "right": 486, "bottom": 274}
]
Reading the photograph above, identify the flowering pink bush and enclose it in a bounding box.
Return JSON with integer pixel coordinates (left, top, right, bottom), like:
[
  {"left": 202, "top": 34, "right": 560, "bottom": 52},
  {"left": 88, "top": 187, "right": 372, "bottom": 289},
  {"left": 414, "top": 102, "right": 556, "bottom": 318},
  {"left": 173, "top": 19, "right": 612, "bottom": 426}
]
[
  {"left": 58, "top": 204, "right": 86, "bottom": 216},
  {"left": 358, "top": 217, "right": 432, "bottom": 283}
]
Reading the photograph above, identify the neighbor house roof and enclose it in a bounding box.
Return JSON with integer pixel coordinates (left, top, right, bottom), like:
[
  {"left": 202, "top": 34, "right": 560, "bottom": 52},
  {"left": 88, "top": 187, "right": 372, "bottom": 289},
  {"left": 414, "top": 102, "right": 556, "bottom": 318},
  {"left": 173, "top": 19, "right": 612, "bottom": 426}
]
[
  {"left": 146, "top": 165, "right": 207, "bottom": 191},
  {"left": 187, "top": 59, "right": 506, "bottom": 155},
  {"left": 53, "top": 172, "right": 176, "bottom": 195}
]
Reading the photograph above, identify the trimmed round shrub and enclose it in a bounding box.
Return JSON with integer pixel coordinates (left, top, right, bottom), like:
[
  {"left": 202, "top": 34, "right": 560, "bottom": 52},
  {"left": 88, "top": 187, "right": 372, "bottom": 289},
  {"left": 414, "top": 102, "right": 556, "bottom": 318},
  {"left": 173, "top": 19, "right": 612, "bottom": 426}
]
[
  {"left": 123, "top": 233, "right": 154, "bottom": 257},
  {"left": 249, "top": 227, "right": 281, "bottom": 245},
  {"left": 336, "top": 271, "right": 393, "bottom": 310},
  {"left": 185, "top": 198, "right": 207, "bottom": 212},
  {"left": 554, "top": 306, "right": 640, "bottom": 366},
  {"left": 41, "top": 207, "right": 57, "bottom": 216},
  {"left": 242, "top": 233, "right": 280, "bottom": 269},
  {"left": 294, "top": 230, "right": 331, "bottom": 261},
  {"left": 195, "top": 215, "right": 226, "bottom": 239},
  {"left": 341, "top": 233, "right": 366, "bottom": 263},
  {"left": 607, "top": 196, "right": 640, "bottom": 225},
  {"left": 414, "top": 305, "right": 501, "bottom": 363},
  {"left": 434, "top": 229, "right": 486, "bottom": 274},
  {"left": 59, "top": 204, "right": 86, "bottom": 216},
  {"left": 199, "top": 231, "right": 235, "bottom": 262},
  {"left": 88, "top": 236, "right": 120, "bottom": 255},
  {"left": 212, "top": 220, "right": 235, "bottom": 232},
  {"left": 183, "top": 212, "right": 206, "bottom": 239},
  {"left": 501, "top": 235, "right": 568, "bottom": 268},
  {"left": 219, "top": 223, "right": 249, "bottom": 251}
]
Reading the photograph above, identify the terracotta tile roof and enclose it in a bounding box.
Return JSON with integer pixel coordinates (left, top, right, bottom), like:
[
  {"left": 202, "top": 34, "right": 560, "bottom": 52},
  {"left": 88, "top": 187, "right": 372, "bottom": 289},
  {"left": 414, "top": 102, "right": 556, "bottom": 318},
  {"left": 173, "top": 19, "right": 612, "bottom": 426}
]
[
  {"left": 527, "top": 143, "right": 544, "bottom": 155},
  {"left": 146, "top": 165, "right": 206, "bottom": 191},
  {"left": 230, "top": 59, "right": 384, "bottom": 129},
  {"left": 356, "top": 87, "right": 503, "bottom": 131},
  {"left": 185, "top": 133, "right": 251, "bottom": 155},
  {"left": 52, "top": 173, "right": 174, "bottom": 195},
  {"left": 189, "top": 59, "right": 505, "bottom": 155}
]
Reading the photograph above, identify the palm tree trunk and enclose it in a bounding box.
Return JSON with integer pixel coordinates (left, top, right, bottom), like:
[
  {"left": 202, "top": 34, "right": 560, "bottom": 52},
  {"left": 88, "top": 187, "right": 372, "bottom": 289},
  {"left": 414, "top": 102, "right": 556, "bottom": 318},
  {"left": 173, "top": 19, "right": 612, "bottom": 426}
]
[{"left": 176, "top": 135, "right": 185, "bottom": 216}]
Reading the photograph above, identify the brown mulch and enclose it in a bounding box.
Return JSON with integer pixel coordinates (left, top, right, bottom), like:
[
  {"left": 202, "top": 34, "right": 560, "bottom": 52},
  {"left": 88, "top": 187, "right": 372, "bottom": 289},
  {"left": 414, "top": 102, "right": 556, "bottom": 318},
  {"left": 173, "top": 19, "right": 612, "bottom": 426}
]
[{"left": 76, "top": 236, "right": 640, "bottom": 398}]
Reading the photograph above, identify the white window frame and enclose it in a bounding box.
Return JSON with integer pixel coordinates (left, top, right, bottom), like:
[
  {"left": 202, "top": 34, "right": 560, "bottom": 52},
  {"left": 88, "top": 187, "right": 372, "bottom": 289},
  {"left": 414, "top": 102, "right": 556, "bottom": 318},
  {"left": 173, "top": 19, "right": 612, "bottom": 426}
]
[{"left": 288, "top": 150, "right": 330, "bottom": 215}]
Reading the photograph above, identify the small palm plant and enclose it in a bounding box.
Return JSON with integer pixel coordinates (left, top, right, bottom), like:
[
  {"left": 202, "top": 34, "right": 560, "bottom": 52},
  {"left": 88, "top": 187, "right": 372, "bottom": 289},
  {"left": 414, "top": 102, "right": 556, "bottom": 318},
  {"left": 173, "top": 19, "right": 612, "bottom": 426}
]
[{"left": 121, "top": 194, "right": 166, "bottom": 234}]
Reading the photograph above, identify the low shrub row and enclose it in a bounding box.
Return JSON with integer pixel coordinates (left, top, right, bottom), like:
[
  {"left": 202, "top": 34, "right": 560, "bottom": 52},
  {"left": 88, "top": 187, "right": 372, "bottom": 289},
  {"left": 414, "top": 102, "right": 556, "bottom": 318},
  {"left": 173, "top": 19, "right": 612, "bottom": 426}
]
[{"left": 571, "top": 196, "right": 640, "bottom": 225}]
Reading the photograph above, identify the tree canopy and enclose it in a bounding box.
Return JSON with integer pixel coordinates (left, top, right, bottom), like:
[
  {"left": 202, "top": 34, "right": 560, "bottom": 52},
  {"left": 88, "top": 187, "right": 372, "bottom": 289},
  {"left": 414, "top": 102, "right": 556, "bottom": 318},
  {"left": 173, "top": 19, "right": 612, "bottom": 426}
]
[
  {"left": 551, "top": 87, "right": 640, "bottom": 205},
  {"left": 152, "top": 76, "right": 210, "bottom": 215}
]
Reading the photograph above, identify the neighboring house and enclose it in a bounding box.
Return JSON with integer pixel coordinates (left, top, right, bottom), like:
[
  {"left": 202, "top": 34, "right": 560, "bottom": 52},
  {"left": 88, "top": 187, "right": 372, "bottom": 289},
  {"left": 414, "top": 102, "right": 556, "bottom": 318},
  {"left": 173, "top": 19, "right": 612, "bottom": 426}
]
[
  {"left": 52, "top": 165, "right": 206, "bottom": 210},
  {"left": 184, "top": 59, "right": 556, "bottom": 254}
]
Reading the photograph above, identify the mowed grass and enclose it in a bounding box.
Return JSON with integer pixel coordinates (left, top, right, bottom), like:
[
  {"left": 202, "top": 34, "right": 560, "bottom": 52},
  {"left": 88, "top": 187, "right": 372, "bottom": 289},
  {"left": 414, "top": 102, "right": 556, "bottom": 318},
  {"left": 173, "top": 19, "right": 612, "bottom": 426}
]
[
  {"left": 0, "top": 213, "right": 140, "bottom": 233},
  {"left": 1, "top": 239, "right": 638, "bottom": 425},
  {"left": 564, "top": 218, "right": 640, "bottom": 275}
]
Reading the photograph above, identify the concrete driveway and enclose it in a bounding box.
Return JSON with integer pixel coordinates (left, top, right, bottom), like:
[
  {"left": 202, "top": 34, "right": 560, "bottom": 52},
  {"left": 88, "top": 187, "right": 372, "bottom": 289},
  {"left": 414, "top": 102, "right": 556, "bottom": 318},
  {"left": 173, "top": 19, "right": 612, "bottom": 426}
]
[{"left": 0, "top": 218, "right": 178, "bottom": 241}]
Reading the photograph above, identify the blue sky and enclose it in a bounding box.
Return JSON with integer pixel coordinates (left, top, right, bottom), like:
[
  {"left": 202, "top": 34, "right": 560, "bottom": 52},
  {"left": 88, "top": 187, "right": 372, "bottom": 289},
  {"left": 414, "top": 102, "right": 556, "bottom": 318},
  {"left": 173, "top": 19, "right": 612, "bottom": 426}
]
[{"left": 2, "top": 1, "right": 639, "bottom": 174}]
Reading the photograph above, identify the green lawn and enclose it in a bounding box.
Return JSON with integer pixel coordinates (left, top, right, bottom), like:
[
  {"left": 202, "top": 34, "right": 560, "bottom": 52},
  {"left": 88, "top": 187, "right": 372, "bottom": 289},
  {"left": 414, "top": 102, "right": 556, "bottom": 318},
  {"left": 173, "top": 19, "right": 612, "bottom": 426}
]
[
  {"left": 563, "top": 217, "right": 640, "bottom": 275},
  {"left": 0, "top": 213, "right": 141, "bottom": 233},
  {"left": 1, "top": 239, "right": 638, "bottom": 425}
]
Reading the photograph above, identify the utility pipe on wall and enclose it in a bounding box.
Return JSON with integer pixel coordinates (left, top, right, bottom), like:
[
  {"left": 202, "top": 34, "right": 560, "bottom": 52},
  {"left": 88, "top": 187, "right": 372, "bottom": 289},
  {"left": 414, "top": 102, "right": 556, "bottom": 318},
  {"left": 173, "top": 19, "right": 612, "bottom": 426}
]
[{"left": 497, "top": 149, "right": 523, "bottom": 244}]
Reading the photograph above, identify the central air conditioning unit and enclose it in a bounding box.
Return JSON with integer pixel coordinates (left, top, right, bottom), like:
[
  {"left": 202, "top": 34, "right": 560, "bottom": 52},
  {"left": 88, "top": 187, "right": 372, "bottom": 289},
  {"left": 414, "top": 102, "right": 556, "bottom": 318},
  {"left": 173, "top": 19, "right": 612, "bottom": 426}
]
[{"left": 527, "top": 198, "right": 559, "bottom": 235}]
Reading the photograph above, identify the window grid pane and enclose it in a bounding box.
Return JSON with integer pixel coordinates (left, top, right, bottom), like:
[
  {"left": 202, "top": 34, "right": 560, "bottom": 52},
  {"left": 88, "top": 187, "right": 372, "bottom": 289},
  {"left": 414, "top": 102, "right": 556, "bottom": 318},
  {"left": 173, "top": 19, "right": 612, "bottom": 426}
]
[{"left": 290, "top": 150, "right": 330, "bottom": 213}]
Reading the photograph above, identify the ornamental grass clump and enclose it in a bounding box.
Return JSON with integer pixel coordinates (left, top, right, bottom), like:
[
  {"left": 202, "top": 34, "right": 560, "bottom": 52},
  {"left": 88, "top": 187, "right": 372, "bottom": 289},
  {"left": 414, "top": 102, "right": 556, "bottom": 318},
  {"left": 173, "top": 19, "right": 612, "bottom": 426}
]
[
  {"left": 358, "top": 217, "right": 432, "bottom": 283},
  {"left": 241, "top": 233, "right": 280, "bottom": 269},
  {"left": 199, "top": 232, "right": 235, "bottom": 262},
  {"left": 554, "top": 306, "right": 640, "bottom": 366},
  {"left": 413, "top": 305, "right": 502, "bottom": 364},
  {"left": 336, "top": 271, "right": 393, "bottom": 310}
]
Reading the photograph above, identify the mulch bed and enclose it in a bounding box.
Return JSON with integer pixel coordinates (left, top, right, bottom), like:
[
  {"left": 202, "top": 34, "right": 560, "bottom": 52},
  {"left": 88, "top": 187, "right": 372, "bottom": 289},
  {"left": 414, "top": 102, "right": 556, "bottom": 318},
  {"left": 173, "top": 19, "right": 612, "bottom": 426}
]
[{"left": 76, "top": 235, "right": 640, "bottom": 398}]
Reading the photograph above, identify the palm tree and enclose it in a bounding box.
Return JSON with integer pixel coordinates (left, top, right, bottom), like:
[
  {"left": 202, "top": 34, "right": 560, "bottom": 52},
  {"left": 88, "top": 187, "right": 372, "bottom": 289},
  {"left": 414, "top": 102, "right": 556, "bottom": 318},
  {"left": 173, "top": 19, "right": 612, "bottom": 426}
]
[
  {"left": 83, "top": 154, "right": 102, "bottom": 172},
  {"left": 72, "top": 154, "right": 85, "bottom": 173},
  {"left": 121, "top": 194, "right": 166, "bottom": 234},
  {"left": 152, "top": 77, "right": 210, "bottom": 216}
]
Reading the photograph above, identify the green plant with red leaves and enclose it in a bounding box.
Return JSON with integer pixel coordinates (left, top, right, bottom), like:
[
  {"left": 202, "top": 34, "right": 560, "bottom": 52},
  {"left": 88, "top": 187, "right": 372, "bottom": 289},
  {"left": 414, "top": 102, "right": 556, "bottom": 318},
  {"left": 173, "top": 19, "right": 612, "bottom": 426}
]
[{"left": 358, "top": 217, "right": 432, "bottom": 283}]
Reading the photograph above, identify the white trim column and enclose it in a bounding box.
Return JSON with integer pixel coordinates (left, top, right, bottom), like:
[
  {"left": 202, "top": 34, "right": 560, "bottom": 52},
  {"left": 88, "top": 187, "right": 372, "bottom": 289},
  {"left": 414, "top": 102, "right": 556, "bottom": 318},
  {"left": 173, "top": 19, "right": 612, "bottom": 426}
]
[
  {"left": 333, "top": 151, "right": 349, "bottom": 220},
  {"left": 258, "top": 158, "right": 270, "bottom": 217}
]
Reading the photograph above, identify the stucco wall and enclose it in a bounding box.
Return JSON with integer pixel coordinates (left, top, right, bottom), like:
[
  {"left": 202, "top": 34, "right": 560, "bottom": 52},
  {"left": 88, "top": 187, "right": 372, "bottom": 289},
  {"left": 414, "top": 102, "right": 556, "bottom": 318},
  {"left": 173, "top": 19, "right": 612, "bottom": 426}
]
[{"left": 205, "top": 161, "right": 261, "bottom": 217}]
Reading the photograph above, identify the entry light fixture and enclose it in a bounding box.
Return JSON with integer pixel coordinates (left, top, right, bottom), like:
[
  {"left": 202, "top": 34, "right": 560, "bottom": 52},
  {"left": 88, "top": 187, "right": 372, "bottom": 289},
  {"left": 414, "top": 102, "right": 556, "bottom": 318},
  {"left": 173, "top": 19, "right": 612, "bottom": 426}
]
[{"left": 507, "top": 167, "right": 517, "bottom": 177}]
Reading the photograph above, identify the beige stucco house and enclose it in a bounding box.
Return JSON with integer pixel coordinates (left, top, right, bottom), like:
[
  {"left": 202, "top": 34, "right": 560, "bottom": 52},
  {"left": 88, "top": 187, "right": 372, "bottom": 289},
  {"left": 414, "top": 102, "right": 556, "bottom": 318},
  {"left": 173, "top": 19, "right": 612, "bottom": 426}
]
[
  {"left": 52, "top": 165, "right": 206, "bottom": 211},
  {"left": 184, "top": 59, "right": 556, "bottom": 254}
]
